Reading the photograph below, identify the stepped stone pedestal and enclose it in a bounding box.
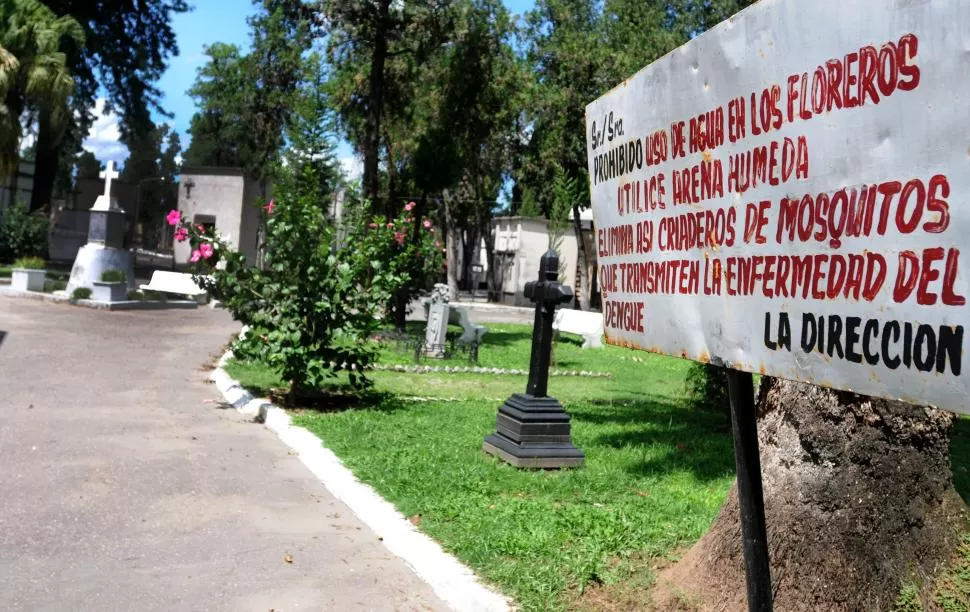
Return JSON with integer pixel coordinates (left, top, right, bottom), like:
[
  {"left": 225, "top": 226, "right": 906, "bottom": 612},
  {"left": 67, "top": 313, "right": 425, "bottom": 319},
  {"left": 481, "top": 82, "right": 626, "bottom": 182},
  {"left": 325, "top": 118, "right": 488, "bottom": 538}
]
[{"left": 484, "top": 394, "right": 585, "bottom": 468}]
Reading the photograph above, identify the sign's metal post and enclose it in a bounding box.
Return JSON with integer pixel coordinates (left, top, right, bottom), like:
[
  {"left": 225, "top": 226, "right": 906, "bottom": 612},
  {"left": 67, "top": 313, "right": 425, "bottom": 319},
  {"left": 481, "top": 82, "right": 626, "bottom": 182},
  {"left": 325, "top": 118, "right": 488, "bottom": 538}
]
[{"left": 726, "top": 369, "right": 773, "bottom": 612}]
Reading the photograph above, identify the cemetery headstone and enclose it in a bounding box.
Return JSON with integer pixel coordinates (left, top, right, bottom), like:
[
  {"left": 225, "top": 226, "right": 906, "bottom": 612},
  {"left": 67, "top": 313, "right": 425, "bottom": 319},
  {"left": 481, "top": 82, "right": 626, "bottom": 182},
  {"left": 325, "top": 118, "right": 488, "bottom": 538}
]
[
  {"left": 423, "top": 283, "right": 451, "bottom": 358},
  {"left": 66, "top": 160, "right": 135, "bottom": 296},
  {"left": 483, "top": 250, "right": 584, "bottom": 468}
]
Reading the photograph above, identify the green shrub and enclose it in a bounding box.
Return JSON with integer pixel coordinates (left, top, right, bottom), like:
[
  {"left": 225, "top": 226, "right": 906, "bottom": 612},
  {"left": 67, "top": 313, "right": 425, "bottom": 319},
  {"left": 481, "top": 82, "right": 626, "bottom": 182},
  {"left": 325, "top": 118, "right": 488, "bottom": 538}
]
[
  {"left": 169, "top": 166, "right": 443, "bottom": 393},
  {"left": 13, "top": 256, "right": 45, "bottom": 270},
  {"left": 71, "top": 287, "right": 92, "bottom": 300},
  {"left": 142, "top": 290, "right": 166, "bottom": 301},
  {"left": 43, "top": 279, "right": 67, "bottom": 293},
  {"left": 0, "top": 266, "right": 11, "bottom": 278},
  {"left": 685, "top": 361, "right": 731, "bottom": 414},
  {"left": 0, "top": 204, "right": 49, "bottom": 263},
  {"left": 100, "top": 269, "right": 126, "bottom": 283},
  {"left": 126, "top": 290, "right": 144, "bottom": 301}
]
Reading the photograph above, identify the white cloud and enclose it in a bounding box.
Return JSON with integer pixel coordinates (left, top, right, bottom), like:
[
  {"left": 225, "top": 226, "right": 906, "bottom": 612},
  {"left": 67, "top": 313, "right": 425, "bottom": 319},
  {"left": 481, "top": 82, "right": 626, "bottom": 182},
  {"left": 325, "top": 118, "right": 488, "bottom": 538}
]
[
  {"left": 339, "top": 155, "right": 363, "bottom": 181},
  {"left": 82, "top": 98, "right": 128, "bottom": 165},
  {"left": 181, "top": 52, "right": 206, "bottom": 68}
]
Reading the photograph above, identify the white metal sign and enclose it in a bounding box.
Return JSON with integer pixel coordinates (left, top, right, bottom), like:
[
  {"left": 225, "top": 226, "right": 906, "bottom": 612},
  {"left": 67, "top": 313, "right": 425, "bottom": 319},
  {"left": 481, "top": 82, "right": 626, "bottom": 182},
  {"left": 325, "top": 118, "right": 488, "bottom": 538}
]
[{"left": 585, "top": 0, "right": 970, "bottom": 413}]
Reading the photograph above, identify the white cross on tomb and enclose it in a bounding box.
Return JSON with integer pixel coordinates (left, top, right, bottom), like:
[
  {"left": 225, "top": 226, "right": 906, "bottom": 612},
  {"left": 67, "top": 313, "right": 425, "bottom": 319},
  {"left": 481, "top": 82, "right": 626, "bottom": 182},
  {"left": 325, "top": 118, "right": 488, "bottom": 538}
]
[{"left": 99, "top": 160, "right": 119, "bottom": 198}]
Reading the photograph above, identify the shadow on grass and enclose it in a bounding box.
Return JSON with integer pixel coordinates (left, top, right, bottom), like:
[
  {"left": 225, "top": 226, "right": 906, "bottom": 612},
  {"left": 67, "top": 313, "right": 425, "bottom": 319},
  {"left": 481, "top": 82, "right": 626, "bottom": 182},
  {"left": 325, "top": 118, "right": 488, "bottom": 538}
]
[
  {"left": 576, "top": 395, "right": 693, "bottom": 422},
  {"left": 553, "top": 334, "right": 583, "bottom": 348},
  {"left": 275, "top": 385, "right": 417, "bottom": 415},
  {"left": 572, "top": 396, "right": 735, "bottom": 482},
  {"left": 478, "top": 327, "right": 534, "bottom": 348},
  {"left": 951, "top": 417, "right": 970, "bottom": 505}
]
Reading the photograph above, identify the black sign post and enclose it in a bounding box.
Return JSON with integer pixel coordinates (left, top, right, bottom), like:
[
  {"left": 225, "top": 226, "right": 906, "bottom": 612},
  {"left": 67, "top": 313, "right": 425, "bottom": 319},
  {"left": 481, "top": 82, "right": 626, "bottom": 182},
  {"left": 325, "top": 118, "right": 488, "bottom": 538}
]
[{"left": 726, "top": 369, "right": 773, "bottom": 612}]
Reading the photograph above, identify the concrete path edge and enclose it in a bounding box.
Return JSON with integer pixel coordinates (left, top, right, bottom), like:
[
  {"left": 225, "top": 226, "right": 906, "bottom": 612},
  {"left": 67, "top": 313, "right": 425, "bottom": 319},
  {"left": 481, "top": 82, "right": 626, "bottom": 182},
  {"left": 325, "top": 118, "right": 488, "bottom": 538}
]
[{"left": 208, "top": 346, "right": 512, "bottom": 612}]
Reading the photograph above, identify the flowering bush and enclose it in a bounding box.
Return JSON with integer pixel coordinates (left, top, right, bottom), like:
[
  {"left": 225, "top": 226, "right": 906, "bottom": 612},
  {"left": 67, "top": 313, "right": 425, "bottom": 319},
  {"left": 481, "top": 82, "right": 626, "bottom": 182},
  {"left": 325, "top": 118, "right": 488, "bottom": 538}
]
[{"left": 167, "top": 181, "right": 442, "bottom": 395}]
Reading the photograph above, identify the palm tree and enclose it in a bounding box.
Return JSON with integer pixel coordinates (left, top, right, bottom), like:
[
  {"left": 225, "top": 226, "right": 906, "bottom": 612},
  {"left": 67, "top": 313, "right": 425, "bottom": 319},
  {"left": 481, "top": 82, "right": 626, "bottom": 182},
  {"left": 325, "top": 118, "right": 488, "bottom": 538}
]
[{"left": 0, "top": 0, "right": 84, "bottom": 182}]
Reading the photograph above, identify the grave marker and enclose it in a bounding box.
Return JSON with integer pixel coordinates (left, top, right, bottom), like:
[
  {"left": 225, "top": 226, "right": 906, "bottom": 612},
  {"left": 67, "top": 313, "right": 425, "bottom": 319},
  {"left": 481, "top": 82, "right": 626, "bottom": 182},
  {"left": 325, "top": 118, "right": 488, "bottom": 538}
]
[
  {"left": 423, "top": 283, "right": 452, "bottom": 358},
  {"left": 584, "top": 0, "right": 969, "bottom": 609},
  {"left": 483, "top": 250, "right": 584, "bottom": 468},
  {"left": 66, "top": 157, "right": 134, "bottom": 296},
  {"left": 96, "top": 160, "right": 119, "bottom": 205}
]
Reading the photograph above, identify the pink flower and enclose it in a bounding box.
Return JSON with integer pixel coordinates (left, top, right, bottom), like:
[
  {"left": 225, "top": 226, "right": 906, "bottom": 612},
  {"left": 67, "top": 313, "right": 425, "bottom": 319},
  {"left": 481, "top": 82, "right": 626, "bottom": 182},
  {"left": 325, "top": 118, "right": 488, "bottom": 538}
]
[
  {"left": 174, "top": 227, "right": 188, "bottom": 242},
  {"left": 197, "top": 224, "right": 206, "bottom": 233},
  {"left": 423, "top": 219, "right": 432, "bottom": 229},
  {"left": 199, "top": 243, "right": 214, "bottom": 259},
  {"left": 404, "top": 201, "right": 416, "bottom": 212},
  {"left": 265, "top": 199, "right": 276, "bottom": 214},
  {"left": 434, "top": 240, "right": 441, "bottom": 248},
  {"left": 386, "top": 223, "right": 394, "bottom": 229},
  {"left": 405, "top": 217, "right": 413, "bottom": 223},
  {"left": 394, "top": 232, "right": 405, "bottom": 246},
  {"left": 190, "top": 249, "right": 201, "bottom": 263},
  {"left": 368, "top": 223, "right": 378, "bottom": 229},
  {"left": 166, "top": 210, "right": 181, "bottom": 226}
]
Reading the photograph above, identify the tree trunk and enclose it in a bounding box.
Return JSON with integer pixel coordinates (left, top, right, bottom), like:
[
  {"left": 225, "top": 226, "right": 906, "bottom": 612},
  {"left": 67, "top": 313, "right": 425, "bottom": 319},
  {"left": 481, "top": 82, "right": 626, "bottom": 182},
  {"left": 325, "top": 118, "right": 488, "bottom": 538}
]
[
  {"left": 461, "top": 223, "right": 479, "bottom": 293},
  {"left": 481, "top": 212, "right": 498, "bottom": 302},
  {"left": 362, "top": 0, "right": 391, "bottom": 214},
  {"left": 1, "top": 90, "right": 25, "bottom": 182},
  {"left": 393, "top": 289, "right": 408, "bottom": 333},
  {"left": 384, "top": 126, "right": 397, "bottom": 215},
  {"left": 571, "top": 203, "right": 590, "bottom": 310},
  {"left": 654, "top": 377, "right": 967, "bottom": 611},
  {"left": 30, "top": 108, "right": 60, "bottom": 214},
  {"left": 443, "top": 190, "right": 459, "bottom": 299}
]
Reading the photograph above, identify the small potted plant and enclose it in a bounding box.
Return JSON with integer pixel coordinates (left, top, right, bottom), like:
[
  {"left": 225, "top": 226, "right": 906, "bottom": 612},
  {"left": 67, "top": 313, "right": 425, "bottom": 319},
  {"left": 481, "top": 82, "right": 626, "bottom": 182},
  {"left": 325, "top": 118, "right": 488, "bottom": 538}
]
[
  {"left": 92, "top": 269, "right": 127, "bottom": 302},
  {"left": 10, "top": 256, "right": 46, "bottom": 292}
]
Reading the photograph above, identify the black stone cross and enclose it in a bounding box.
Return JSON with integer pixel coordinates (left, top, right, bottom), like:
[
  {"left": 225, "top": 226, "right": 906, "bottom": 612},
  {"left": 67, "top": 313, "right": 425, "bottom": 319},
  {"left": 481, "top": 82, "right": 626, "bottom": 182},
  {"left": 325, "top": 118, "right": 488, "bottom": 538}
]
[
  {"left": 524, "top": 250, "right": 573, "bottom": 397},
  {"left": 482, "top": 249, "right": 584, "bottom": 469}
]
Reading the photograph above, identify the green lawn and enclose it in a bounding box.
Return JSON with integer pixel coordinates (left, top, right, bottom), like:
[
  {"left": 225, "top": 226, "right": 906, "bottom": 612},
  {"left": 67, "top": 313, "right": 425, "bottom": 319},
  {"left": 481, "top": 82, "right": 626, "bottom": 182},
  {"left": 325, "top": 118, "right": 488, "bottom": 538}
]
[
  {"left": 375, "top": 321, "right": 616, "bottom": 372},
  {"left": 224, "top": 323, "right": 970, "bottom": 611},
  {"left": 227, "top": 325, "right": 734, "bottom": 610}
]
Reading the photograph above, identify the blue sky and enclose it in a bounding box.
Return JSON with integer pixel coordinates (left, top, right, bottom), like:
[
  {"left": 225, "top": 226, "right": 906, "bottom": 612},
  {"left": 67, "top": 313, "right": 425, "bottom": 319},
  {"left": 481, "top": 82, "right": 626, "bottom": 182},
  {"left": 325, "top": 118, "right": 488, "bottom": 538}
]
[{"left": 84, "top": 0, "right": 537, "bottom": 177}]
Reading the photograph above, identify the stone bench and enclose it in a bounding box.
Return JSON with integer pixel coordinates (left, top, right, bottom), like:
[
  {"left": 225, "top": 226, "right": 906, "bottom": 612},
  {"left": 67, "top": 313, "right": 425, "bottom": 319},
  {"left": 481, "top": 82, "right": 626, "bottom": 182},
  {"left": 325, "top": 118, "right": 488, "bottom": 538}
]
[
  {"left": 450, "top": 306, "right": 488, "bottom": 345},
  {"left": 553, "top": 309, "right": 604, "bottom": 349},
  {"left": 139, "top": 271, "right": 209, "bottom": 303},
  {"left": 422, "top": 300, "right": 488, "bottom": 345}
]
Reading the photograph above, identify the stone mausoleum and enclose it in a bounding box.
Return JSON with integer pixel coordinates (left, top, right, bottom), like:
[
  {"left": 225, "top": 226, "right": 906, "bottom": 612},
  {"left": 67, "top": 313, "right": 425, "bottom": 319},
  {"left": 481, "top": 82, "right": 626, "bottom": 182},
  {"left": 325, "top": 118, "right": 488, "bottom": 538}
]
[
  {"left": 491, "top": 210, "right": 597, "bottom": 307},
  {"left": 173, "top": 167, "right": 269, "bottom": 266}
]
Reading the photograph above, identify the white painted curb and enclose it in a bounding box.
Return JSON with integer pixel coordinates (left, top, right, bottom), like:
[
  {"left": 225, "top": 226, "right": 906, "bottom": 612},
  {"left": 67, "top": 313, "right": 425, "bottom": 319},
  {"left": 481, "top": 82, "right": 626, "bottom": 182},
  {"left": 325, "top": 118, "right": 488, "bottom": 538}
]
[{"left": 208, "top": 347, "right": 512, "bottom": 612}]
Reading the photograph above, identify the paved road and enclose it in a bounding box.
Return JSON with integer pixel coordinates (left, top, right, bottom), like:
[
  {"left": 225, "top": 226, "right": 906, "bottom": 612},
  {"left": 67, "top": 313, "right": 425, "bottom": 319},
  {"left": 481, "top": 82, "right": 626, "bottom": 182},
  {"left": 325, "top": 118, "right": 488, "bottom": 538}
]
[{"left": 0, "top": 297, "right": 447, "bottom": 612}]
